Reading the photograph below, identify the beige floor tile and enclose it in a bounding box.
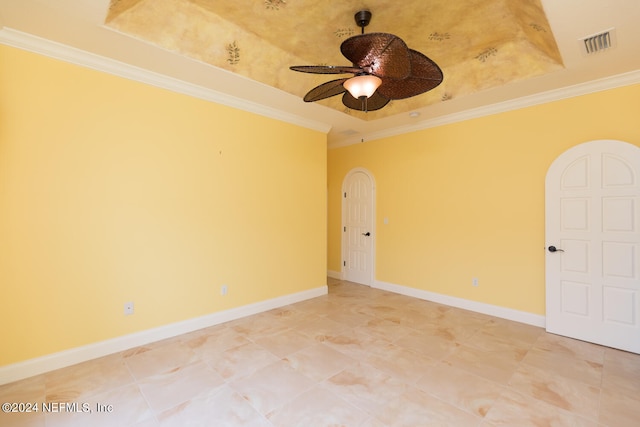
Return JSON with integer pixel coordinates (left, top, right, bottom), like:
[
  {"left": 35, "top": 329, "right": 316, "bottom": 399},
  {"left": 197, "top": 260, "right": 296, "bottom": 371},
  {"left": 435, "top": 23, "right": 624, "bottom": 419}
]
[
  {"left": 157, "top": 385, "right": 273, "bottom": 427},
  {"left": 284, "top": 297, "right": 334, "bottom": 315},
  {"left": 283, "top": 343, "right": 356, "bottom": 382},
  {"left": 204, "top": 341, "right": 279, "bottom": 381},
  {"left": 599, "top": 387, "right": 640, "bottom": 427},
  {"left": 443, "top": 344, "right": 521, "bottom": 385},
  {"left": 262, "top": 306, "right": 316, "bottom": 324},
  {"left": 184, "top": 325, "right": 250, "bottom": 358},
  {"left": 44, "top": 383, "right": 154, "bottom": 427},
  {"left": 413, "top": 319, "right": 480, "bottom": 342},
  {"left": 252, "top": 328, "right": 315, "bottom": 358},
  {"left": 45, "top": 353, "right": 134, "bottom": 401},
  {"left": 393, "top": 330, "right": 461, "bottom": 360},
  {"left": 358, "top": 416, "right": 387, "bottom": 427},
  {"left": 604, "top": 346, "right": 640, "bottom": 366},
  {"left": 322, "top": 307, "right": 376, "bottom": 327},
  {"left": 0, "top": 409, "right": 45, "bottom": 427},
  {"left": 522, "top": 347, "right": 603, "bottom": 387},
  {"left": 363, "top": 344, "right": 436, "bottom": 385},
  {"left": 124, "top": 334, "right": 188, "bottom": 354},
  {"left": 509, "top": 362, "right": 600, "bottom": 420},
  {"left": 124, "top": 344, "right": 199, "bottom": 381},
  {"left": 227, "top": 312, "right": 291, "bottom": 338},
  {"left": 292, "top": 315, "right": 352, "bottom": 341},
  {"left": 602, "top": 347, "right": 640, "bottom": 393},
  {"left": 480, "top": 318, "right": 543, "bottom": 346},
  {"left": 442, "top": 307, "right": 494, "bottom": 329},
  {"left": 399, "top": 307, "right": 447, "bottom": 329},
  {"left": 481, "top": 389, "right": 599, "bottom": 427},
  {"left": 358, "top": 302, "right": 406, "bottom": 324},
  {"left": 416, "top": 361, "right": 505, "bottom": 417},
  {"left": 0, "top": 376, "right": 44, "bottom": 426},
  {"left": 323, "top": 362, "right": 409, "bottom": 414},
  {"left": 353, "top": 317, "right": 411, "bottom": 342},
  {"left": 137, "top": 361, "right": 225, "bottom": 413},
  {"left": 229, "top": 360, "right": 316, "bottom": 416},
  {"left": 267, "top": 385, "right": 368, "bottom": 427},
  {"left": 0, "top": 374, "right": 45, "bottom": 404},
  {"left": 131, "top": 418, "right": 161, "bottom": 427},
  {"left": 373, "top": 385, "right": 481, "bottom": 427},
  {"left": 533, "top": 333, "right": 606, "bottom": 364},
  {"left": 464, "top": 329, "right": 532, "bottom": 362},
  {"left": 3, "top": 279, "right": 640, "bottom": 426},
  {"left": 401, "top": 301, "right": 450, "bottom": 322},
  {"left": 318, "top": 328, "right": 391, "bottom": 360}
]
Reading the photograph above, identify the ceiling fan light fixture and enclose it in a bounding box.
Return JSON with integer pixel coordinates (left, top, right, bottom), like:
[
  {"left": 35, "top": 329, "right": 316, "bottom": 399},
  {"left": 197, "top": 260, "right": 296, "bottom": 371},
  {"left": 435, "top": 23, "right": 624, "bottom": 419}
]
[
  {"left": 290, "top": 10, "right": 443, "bottom": 112},
  {"left": 343, "top": 74, "right": 382, "bottom": 99}
]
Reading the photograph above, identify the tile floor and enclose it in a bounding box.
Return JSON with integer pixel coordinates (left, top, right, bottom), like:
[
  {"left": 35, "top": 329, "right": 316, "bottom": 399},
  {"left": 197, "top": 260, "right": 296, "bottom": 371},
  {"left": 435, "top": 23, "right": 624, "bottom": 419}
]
[{"left": 2, "top": 278, "right": 640, "bottom": 426}]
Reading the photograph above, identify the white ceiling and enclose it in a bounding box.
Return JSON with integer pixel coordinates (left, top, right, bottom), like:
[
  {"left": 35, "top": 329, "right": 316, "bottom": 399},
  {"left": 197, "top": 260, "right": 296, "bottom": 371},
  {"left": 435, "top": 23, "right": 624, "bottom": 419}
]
[{"left": 1, "top": 0, "right": 639, "bottom": 148}]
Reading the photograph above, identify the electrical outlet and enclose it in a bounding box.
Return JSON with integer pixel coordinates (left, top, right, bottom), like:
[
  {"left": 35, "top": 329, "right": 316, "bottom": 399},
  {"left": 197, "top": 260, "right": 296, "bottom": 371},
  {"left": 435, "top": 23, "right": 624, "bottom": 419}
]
[
  {"left": 472, "top": 278, "right": 479, "bottom": 287},
  {"left": 221, "top": 285, "right": 228, "bottom": 296},
  {"left": 124, "top": 301, "right": 134, "bottom": 315}
]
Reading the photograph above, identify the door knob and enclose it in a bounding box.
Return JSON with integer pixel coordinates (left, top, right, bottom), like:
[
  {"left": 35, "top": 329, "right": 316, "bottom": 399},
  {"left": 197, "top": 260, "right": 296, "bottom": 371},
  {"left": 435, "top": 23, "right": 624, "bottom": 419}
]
[
  {"left": 362, "top": 232, "right": 371, "bottom": 236},
  {"left": 548, "top": 245, "right": 564, "bottom": 252}
]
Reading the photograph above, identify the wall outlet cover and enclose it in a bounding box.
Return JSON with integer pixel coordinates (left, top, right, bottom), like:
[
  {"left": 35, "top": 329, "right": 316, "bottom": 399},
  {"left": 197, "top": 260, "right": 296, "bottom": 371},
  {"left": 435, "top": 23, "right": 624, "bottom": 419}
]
[{"left": 124, "top": 302, "right": 134, "bottom": 315}]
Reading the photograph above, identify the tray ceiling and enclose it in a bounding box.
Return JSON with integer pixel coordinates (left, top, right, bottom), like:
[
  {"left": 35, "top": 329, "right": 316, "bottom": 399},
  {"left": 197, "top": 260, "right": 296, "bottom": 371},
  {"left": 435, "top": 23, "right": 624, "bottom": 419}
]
[{"left": 105, "top": 0, "right": 563, "bottom": 120}]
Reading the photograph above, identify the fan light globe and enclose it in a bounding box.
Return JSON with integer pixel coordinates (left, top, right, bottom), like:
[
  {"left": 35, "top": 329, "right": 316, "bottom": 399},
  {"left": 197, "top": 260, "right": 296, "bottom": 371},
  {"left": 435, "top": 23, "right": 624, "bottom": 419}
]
[{"left": 343, "top": 75, "right": 382, "bottom": 98}]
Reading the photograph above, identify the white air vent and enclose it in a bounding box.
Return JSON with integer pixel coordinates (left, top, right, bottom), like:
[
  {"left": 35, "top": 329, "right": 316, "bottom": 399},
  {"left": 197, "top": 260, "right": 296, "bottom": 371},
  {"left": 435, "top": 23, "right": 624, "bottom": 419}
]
[{"left": 581, "top": 28, "right": 616, "bottom": 55}]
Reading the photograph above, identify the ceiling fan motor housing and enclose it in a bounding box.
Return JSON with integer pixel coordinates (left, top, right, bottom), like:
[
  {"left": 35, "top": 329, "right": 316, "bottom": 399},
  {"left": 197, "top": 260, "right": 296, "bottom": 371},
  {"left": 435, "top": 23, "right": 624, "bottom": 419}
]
[{"left": 355, "top": 10, "right": 372, "bottom": 30}]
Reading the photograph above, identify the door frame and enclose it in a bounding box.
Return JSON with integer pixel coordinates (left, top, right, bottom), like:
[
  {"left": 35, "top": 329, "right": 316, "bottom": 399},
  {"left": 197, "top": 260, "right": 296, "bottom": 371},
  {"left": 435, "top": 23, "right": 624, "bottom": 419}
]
[{"left": 341, "top": 167, "right": 376, "bottom": 286}]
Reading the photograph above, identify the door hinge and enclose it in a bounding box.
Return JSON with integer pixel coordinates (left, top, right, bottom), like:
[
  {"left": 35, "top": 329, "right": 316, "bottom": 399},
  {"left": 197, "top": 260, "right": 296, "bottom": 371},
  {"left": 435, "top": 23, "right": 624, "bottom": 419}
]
[
  {"left": 344, "top": 192, "right": 347, "bottom": 198},
  {"left": 343, "top": 260, "right": 346, "bottom": 267},
  {"left": 343, "top": 226, "right": 346, "bottom": 232}
]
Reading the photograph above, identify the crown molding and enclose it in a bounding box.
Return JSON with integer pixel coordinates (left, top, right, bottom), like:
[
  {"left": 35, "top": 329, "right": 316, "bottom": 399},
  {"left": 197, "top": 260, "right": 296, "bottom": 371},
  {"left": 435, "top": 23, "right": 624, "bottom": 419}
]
[
  {"left": 3, "top": 27, "right": 638, "bottom": 148},
  {"left": 330, "top": 69, "right": 640, "bottom": 148},
  {"left": 0, "top": 28, "right": 331, "bottom": 134}
]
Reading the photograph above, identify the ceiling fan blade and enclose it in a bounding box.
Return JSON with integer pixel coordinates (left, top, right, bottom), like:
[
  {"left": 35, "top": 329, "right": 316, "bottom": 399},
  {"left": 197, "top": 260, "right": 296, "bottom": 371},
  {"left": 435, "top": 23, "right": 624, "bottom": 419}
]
[
  {"left": 342, "top": 91, "right": 390, "bottom": 112},
  {"left": 290, "top": 65, "right": 363, "bottom": 74},
  {"left": 377, "top": 50, "right": 444, "bottom": 100},
  {"left": 340, "top": 33, "right": 411, "bottom": 80},
  {"left": 303, "top": 78, "right": 348, "bottom": 102}
]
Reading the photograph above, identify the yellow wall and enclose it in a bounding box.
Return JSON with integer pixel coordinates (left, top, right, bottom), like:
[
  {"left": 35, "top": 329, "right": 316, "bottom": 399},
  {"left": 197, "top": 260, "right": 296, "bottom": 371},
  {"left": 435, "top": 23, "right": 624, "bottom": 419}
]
[
  {"left": 0, "top": 45, "right": 327, "bottom": 366},
  {"left": 328, "top": 83, "right": 640, "bottom": 315}
]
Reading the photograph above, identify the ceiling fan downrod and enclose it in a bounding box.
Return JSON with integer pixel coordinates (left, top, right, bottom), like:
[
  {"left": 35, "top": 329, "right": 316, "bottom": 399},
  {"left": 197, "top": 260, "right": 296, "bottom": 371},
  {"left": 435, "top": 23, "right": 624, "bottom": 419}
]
[{"left": 354, "top": 9, "right": 374, "bottom": 112}]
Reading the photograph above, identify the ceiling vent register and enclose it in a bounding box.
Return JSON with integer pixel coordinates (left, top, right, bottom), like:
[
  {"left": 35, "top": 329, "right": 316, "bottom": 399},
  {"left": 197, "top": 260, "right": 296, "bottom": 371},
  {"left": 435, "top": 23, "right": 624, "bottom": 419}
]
[{"left": 581, "top": 28, "right": 616, "bottom": 55}]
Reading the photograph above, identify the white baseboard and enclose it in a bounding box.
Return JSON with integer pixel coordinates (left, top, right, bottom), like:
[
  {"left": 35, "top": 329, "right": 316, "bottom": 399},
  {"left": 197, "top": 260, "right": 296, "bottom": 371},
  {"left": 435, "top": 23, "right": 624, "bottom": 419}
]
[
  {"left": 373, "top": 280, "right": 546, "bottom": 328},
  {"left": 0, "top": 285, "right": 327, "bottom": 386},
  {"left": 327, "top": 270, "right": 343, "bottom": 280}
]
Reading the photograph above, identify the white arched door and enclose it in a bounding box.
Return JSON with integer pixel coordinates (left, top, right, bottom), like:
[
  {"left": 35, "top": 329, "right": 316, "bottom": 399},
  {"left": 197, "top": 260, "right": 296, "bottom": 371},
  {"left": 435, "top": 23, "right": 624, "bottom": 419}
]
[
  {"left": 342, "top": 168, "right": 375, "bottom": 286},
  {"left": 546, "top": 139, "right": 640, "bottom": 354}
]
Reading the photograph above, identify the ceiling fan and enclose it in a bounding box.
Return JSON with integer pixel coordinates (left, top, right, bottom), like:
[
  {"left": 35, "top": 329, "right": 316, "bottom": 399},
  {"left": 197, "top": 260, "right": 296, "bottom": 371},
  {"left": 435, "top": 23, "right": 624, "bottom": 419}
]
[{"left": 290, "top": 10, "right": 444, "bottom": 112}]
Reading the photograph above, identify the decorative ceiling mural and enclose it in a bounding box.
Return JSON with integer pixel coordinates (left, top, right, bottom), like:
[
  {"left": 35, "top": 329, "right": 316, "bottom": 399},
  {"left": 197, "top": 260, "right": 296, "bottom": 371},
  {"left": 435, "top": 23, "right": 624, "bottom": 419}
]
[{"left": 105, "top": 0, "right": 563, "bottom": 120}]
